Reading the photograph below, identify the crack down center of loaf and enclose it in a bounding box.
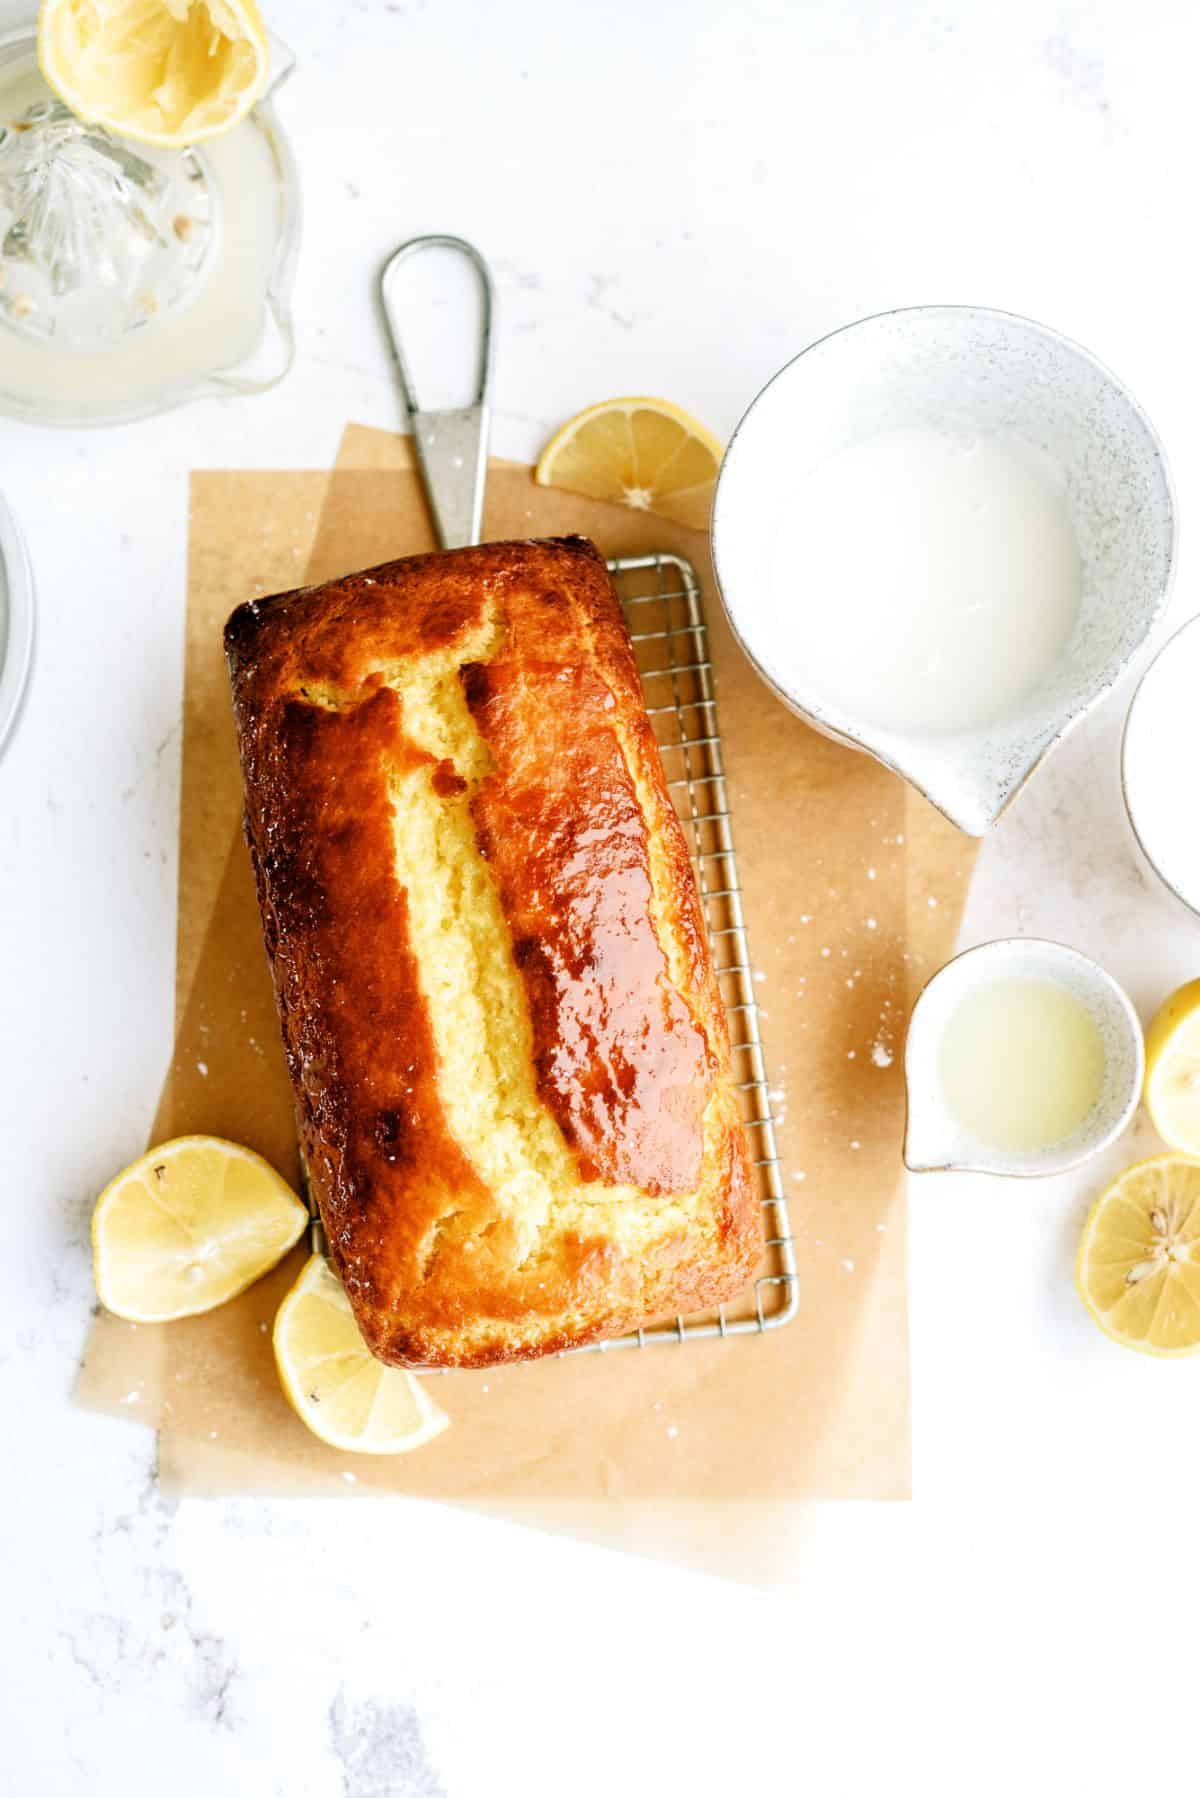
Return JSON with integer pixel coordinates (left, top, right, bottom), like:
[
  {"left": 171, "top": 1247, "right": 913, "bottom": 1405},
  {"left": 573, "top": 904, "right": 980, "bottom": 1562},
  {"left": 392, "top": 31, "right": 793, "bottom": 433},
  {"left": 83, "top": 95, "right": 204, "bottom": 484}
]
[{"left": 381, "top": 606, "right": 720, "bottom": 1277}]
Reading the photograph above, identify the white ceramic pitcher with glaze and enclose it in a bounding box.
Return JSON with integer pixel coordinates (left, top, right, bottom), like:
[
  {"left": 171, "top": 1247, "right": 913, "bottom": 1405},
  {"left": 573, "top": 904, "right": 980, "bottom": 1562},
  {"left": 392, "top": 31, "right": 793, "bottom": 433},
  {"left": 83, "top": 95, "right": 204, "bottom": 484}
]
[{"left": 711, "top": 306, "right": 1176, "bottom": 835}]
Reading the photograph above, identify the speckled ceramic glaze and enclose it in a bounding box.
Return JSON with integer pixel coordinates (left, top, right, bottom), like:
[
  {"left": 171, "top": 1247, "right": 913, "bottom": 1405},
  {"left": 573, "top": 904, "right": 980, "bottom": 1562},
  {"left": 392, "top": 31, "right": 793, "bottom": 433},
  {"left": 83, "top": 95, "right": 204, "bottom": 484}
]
[
  {"left": 903, "top": 938, "right": 1144, "bottom": 1177},
  {"left": 711, "top": 306, "right": 1177, "bottom": 835}
]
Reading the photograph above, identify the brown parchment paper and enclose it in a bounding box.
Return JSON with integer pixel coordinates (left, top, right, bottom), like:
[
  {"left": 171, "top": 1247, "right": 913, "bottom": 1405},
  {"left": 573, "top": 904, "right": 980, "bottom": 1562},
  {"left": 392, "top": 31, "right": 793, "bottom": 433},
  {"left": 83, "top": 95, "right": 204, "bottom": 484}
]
[{"left": 78, "top": 425, "right": 976, "bottom": 1582}]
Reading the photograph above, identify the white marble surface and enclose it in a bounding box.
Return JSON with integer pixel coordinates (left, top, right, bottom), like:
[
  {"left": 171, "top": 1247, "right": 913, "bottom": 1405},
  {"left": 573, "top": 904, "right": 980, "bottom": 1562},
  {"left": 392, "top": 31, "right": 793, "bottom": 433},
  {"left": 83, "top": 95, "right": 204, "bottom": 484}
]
[{"left": 3, "top": 1, "right": 1199, "bottom": 1792}]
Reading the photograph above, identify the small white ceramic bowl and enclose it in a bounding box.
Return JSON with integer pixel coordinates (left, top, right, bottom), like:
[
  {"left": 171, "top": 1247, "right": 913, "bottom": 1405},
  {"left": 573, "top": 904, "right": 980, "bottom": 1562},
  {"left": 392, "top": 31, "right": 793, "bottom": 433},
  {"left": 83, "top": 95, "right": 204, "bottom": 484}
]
[
  {"left": 711, "top": 306, "right": 1176, "bottom": 835},
  {"left": 1121, "top": 612, "right": 1200, "bottom": 921},
  {"left": 904, "top": 938, "right": 1144, "bottom": 1177}
]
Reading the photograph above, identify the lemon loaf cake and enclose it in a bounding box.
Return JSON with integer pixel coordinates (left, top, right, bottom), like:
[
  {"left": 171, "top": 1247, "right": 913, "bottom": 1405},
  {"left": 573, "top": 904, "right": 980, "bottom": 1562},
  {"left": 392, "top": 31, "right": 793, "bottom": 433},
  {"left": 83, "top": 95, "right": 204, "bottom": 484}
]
[{"left": 225, "top": 536, "right": 761, "bottom": 1367}]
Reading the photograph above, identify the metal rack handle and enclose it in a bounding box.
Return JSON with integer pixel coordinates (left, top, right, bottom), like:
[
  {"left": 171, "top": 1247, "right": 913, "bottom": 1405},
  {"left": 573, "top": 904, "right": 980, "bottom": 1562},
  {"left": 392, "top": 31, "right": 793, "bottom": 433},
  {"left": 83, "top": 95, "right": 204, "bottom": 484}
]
[{"left": 380, "top": 234, "right": 496, "bottom": 550}]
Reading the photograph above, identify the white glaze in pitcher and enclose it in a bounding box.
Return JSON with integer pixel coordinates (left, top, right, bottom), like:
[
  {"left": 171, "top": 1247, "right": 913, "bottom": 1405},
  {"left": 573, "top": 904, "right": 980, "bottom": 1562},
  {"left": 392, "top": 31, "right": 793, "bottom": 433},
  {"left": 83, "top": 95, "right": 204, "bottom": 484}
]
[{"left": 711, "top": 307, "right": 1176, "bottom": 835}]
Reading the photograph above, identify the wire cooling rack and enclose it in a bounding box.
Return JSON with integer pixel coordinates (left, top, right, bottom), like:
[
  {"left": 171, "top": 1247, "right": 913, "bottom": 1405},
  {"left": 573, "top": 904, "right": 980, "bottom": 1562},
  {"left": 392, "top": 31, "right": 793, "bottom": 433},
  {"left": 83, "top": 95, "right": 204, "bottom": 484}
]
[{"left": 565, "top": 551, "right": 799, "bottom": 1354}]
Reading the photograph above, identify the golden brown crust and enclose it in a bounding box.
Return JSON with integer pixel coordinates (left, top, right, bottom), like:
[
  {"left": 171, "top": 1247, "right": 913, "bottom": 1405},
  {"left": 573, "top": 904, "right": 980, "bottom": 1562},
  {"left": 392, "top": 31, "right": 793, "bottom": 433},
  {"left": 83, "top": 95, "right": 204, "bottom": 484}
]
[{"left": 226, "top": 537, "right": 761, "bottom": 1367}]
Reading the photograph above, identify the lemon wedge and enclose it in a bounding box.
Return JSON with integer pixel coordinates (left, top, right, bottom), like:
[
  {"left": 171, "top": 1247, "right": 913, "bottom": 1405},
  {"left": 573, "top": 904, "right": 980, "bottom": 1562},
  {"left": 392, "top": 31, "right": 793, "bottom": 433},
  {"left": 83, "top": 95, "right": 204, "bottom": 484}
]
[
  {"left": 93, "top": 1135, "right": 307, "bottom": 1322},
  {"left": 1143, "top": 978, "right": 1200, "bottom": 1153},
  {"left": 38, "top": 0, "right": 269, "bottom": 148},
  {"left": 535, "top": 396, "right": 723, "bottom": 528},
  {"left": 274, "top": 1254, "right": 450, "bottom": 1456},
  {"left": 1076, "top": 1154, "right": 1200, "bottom": 1355}
]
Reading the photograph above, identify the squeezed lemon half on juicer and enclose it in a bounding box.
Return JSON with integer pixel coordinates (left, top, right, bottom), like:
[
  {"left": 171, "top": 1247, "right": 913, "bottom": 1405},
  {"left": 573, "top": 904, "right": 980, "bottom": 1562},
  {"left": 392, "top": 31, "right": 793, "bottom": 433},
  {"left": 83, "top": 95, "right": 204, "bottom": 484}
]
[{"left": 38, "top": 0, "right": 270, "bottom": 147}]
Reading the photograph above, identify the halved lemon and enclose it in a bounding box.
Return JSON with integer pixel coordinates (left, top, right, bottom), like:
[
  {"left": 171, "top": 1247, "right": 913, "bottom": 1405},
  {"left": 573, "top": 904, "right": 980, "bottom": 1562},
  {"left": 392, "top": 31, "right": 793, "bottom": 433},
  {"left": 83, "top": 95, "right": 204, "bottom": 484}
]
[
  {"left": 535, "top": 396, "right": 723, "bottom": 529},
  {"left": 1076, "top": 1154, "right": 1200, "bottom": 1355},
  {"left": 274, "top": 1254, "right": 450, "bottom": 1455},
  {"left": 38, "top": 0, "right": 270, "bottom": 148},
  {"left": 93, "top": 1135, "right": 307, "bottom": 1322},
  {"left": 1144, "top": 978, "right": 1200, "bottom": 1153}
]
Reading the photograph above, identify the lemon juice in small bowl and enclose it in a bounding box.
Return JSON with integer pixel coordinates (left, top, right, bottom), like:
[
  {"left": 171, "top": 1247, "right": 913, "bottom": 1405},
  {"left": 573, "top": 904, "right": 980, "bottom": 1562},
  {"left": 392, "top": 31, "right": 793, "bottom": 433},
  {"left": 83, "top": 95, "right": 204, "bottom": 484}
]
[{"left": 937, "top": 976, "right": 1107, "bottom": 1156}]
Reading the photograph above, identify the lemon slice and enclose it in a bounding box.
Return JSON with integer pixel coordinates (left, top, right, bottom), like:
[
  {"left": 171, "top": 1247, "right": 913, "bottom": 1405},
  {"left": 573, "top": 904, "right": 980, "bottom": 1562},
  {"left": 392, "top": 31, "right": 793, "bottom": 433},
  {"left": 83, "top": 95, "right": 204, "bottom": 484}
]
[
  {"left": 38, "top": 0, "right": 269, "bottom": 148},
  {"left": 535, "top": 397, "right": 723, "bottom": 529},
  {"left": 1076, "top": 1154, "right": 1200, "bottom": 1355},
  {"left": 1144, "top": 978, "right": 1200, "bottom": 1153},
  {"left": 274, "top": 1254, "right": 450, "bottom": 1455},
  {"left": 93, "top": 1135, "right": 307, "bottom": 1322}
]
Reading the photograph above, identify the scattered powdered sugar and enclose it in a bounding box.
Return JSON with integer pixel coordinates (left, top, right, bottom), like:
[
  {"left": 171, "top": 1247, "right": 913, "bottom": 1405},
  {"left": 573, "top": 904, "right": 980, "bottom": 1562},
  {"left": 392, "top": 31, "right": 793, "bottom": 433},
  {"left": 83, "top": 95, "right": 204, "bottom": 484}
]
[
  {"left": 666, "top": 1424, "right": 679, "bottom": 1440},
  {"left": 196, "top": 1060, "right": 208, "bottom": 1077},
  {"left": 841, "top": 1258, "right": 856, "bottom": 1273},
  {"left": 791, "top": 1170, "right": 806, "bottom": 1182},
  {"left": 870, "top": 1040, "right": 894, "bottom": 1069}
]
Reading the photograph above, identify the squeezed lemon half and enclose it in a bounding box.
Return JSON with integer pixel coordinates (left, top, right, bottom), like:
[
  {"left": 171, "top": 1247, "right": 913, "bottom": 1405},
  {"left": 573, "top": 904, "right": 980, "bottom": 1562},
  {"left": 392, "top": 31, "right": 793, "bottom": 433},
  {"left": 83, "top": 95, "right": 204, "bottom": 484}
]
[
  {"left": 274, "top": 1254, "right": 450, "bottom": 1456},
  {"left": 535, "top": 396, "right": 723, "bottom": 529},
  {"left": 1143, "top": 978, "right": 1200, "bottom": 1154},
  {"left": 93, "top": 1134, "right": 307, "bottom": 1322},
  {"left": 39, "top": 0, "right": 270, "bottom": 147},
  {"left": 1076, "top": 1153, "right": 1200, "bottom": 1355}
]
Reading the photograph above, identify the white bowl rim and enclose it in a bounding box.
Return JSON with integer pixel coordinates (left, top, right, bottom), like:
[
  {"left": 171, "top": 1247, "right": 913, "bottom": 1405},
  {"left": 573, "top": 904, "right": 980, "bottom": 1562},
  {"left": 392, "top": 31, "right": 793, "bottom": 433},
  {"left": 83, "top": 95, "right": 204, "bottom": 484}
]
[
  {"left": 711, "top": 302, "right": 1178, "bottom": 837},
  {"left": 1121, "top": 609, "right": 1200, "bottom": 923},
  {"left": 0, "top": 491, "right": 35, "bottom": 761}
]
